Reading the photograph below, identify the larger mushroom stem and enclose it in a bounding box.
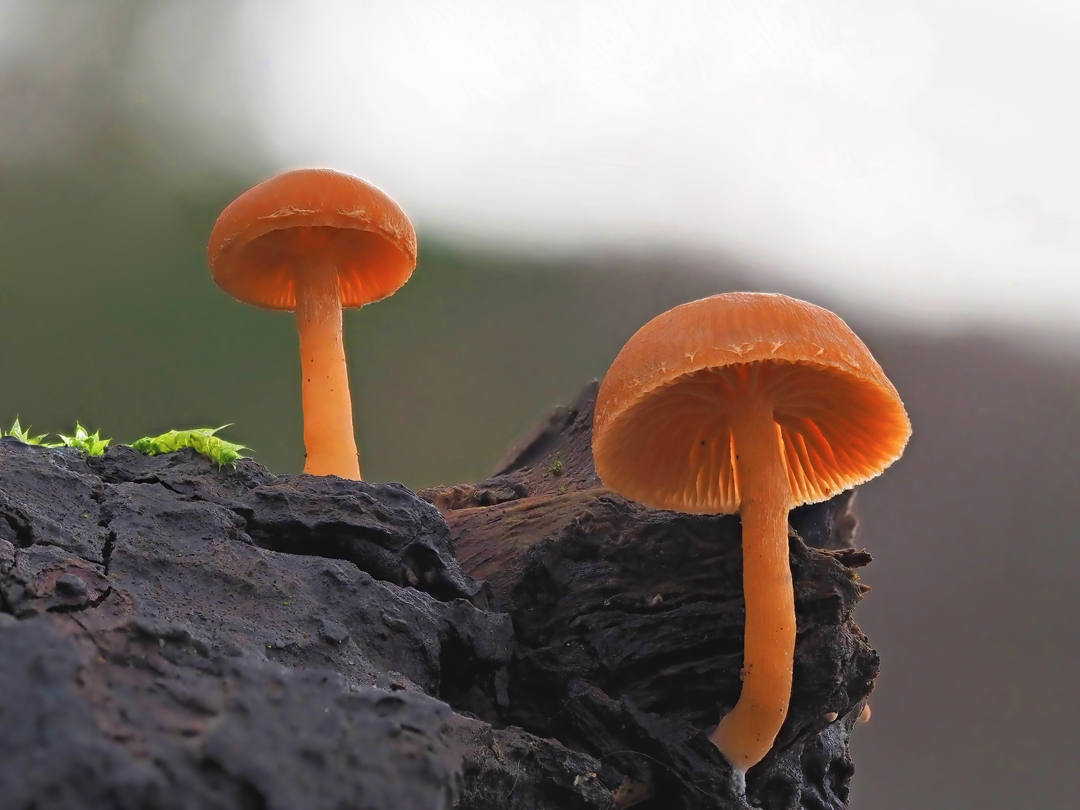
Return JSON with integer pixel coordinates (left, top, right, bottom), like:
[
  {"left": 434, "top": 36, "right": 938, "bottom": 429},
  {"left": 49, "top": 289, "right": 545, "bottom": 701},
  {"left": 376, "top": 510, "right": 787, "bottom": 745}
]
[
  {"left": 295, "top": 262, "right": 361, "bottom": 479},
  {"left": 710, "top": 389, "right": 795, "bottom": 772}
]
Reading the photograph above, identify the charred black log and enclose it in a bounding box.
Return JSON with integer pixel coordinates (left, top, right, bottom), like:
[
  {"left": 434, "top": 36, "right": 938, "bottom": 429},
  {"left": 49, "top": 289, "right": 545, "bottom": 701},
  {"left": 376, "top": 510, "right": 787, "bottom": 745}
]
[{"left": 1, "top": 383, "right": 877, "bottom": 809}]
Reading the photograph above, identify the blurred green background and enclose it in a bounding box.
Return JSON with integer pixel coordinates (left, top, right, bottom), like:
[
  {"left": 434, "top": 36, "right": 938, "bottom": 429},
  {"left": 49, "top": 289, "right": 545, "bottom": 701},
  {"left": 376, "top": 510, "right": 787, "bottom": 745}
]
[
  {"left": 0, "top": 156, "right": 750, "bottom": 485},
  {"left": 1, "top": 3, "right": 1077, "bottom": 809}
]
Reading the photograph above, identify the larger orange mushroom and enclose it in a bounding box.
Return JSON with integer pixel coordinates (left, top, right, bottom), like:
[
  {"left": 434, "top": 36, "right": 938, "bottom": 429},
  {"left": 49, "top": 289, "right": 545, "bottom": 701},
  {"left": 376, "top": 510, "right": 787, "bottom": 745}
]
[
  {"left": 207, "top": 169, "right": 416, "bottom": 479},
  {"left": 592, "top": 292, "right": 909, "bottom": 772}
]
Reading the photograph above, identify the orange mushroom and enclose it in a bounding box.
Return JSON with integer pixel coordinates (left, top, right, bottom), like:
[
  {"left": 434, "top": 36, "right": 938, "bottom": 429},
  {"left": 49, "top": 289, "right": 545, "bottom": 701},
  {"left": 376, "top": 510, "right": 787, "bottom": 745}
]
[
  {"left": 207, "top": 169, "right": 416, "bottom": 479},
  {"left": 592, "top": 292, "right": 909, "bottom": 772}
]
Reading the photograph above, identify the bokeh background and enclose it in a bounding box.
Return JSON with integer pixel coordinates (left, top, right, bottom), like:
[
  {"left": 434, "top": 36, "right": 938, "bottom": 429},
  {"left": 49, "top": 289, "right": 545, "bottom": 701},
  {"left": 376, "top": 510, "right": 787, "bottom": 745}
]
[{"left": 1, "top": 2, "right": 1077, "bottom": 807}]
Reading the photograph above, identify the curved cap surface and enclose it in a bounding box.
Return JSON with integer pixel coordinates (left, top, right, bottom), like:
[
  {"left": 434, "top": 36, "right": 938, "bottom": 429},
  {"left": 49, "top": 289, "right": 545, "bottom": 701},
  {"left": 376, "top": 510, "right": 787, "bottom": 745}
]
[
  {"left": 592, "top": 293, "right": 911, "bottom": 513},
  {"left": 207, "top": 169, "right": 417, "bottom": 310}
]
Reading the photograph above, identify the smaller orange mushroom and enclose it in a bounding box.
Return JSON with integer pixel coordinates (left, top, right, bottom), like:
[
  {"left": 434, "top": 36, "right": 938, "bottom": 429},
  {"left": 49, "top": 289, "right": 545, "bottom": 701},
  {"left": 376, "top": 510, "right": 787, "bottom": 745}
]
[
  {"left": 207, "top": 169, "right": 416, "bottom": 479},
  {"left": 592, "top": 292, "right": 909, "bottom": 773}
]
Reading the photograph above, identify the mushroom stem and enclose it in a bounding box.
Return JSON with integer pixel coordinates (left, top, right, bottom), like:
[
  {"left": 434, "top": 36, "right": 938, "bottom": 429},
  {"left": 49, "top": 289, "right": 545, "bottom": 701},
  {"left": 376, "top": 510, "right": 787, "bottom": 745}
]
[
  {"left": 295, "top": 262, "right": 361, "bottom": 479},
  {"left": 710, "top": 393, "right": 795, "bottom": 772}
]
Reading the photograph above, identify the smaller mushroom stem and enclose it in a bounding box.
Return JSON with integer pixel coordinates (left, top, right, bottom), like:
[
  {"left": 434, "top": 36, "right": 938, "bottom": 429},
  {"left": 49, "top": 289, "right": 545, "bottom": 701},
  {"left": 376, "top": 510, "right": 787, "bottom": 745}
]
[
  {"left": 711, "top": 396, "right": 795, "bottom": 772},
  {"left": 295, "top": 262, "right": 361, "bottom": 479}
]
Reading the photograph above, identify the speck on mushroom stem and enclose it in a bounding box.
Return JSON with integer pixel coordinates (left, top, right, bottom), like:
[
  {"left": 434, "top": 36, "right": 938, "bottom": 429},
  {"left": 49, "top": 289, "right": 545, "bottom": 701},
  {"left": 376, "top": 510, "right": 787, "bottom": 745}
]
[
  {"left": 708, "top": 368, "right": 796, "bottom": 773},
  {"left": 295, "top": 261, "right": 360, "bottom": 479}
]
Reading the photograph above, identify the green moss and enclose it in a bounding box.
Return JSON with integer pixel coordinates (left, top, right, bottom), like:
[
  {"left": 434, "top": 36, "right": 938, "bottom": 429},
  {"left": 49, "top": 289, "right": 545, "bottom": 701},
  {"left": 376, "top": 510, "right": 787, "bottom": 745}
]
[
  {"left": 53, "top": 423, "right": 111, "bottom": 455},
  {"left": 131, "top": 426, "right": 246, "bottom": 466},
  {"left": 4, "top": 419, "right": 245, "bottom": 465},
  {"left": 3, "top": 420, "right": 110, "bottom": 455},
  {"left": 2, "top": 418, "right": 48, "bottom": 445}
]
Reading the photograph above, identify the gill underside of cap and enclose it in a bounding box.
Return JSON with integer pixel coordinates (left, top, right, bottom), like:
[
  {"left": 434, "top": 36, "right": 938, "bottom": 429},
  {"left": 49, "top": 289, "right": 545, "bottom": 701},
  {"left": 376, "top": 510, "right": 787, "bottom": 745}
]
[{"left": 594, "top": 359, "right": 910, "bottom": 514}]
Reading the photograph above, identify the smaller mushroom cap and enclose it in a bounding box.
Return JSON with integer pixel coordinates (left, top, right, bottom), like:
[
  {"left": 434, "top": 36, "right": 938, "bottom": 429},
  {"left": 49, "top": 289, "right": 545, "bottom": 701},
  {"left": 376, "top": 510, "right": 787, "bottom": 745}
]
[
  {"left": 593, "top": 293, "right": 911, "bottom": 513},
  {"left": 207, "top": 169, "right": 417, "bottom": 310}
]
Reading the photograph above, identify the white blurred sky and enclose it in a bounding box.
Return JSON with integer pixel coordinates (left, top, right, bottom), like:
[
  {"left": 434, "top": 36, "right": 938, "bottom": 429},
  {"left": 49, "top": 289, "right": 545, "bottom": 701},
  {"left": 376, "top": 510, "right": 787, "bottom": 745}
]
[{"left": 9, "top": 0, "right": 1080, "bottom": 330}]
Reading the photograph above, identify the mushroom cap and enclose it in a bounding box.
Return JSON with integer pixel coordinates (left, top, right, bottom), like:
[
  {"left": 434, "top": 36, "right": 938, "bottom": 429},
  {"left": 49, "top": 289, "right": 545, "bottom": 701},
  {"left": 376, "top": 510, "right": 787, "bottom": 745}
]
[
  {"left": 592, "top": 292, "right": 911, "bottom": 513},
  {"left": 207, "top": 169, "right": 417, "bottom": 310}
]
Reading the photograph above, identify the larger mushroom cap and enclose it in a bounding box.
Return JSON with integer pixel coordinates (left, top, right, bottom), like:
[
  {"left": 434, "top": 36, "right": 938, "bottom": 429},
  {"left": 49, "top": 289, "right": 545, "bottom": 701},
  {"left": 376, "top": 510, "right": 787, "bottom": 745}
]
[
  {"left": 207, "top": 168, "right": 417, "bottom": 311},
  {"left": 593, "top": 292, "right": 911, "bottom": 513}
]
